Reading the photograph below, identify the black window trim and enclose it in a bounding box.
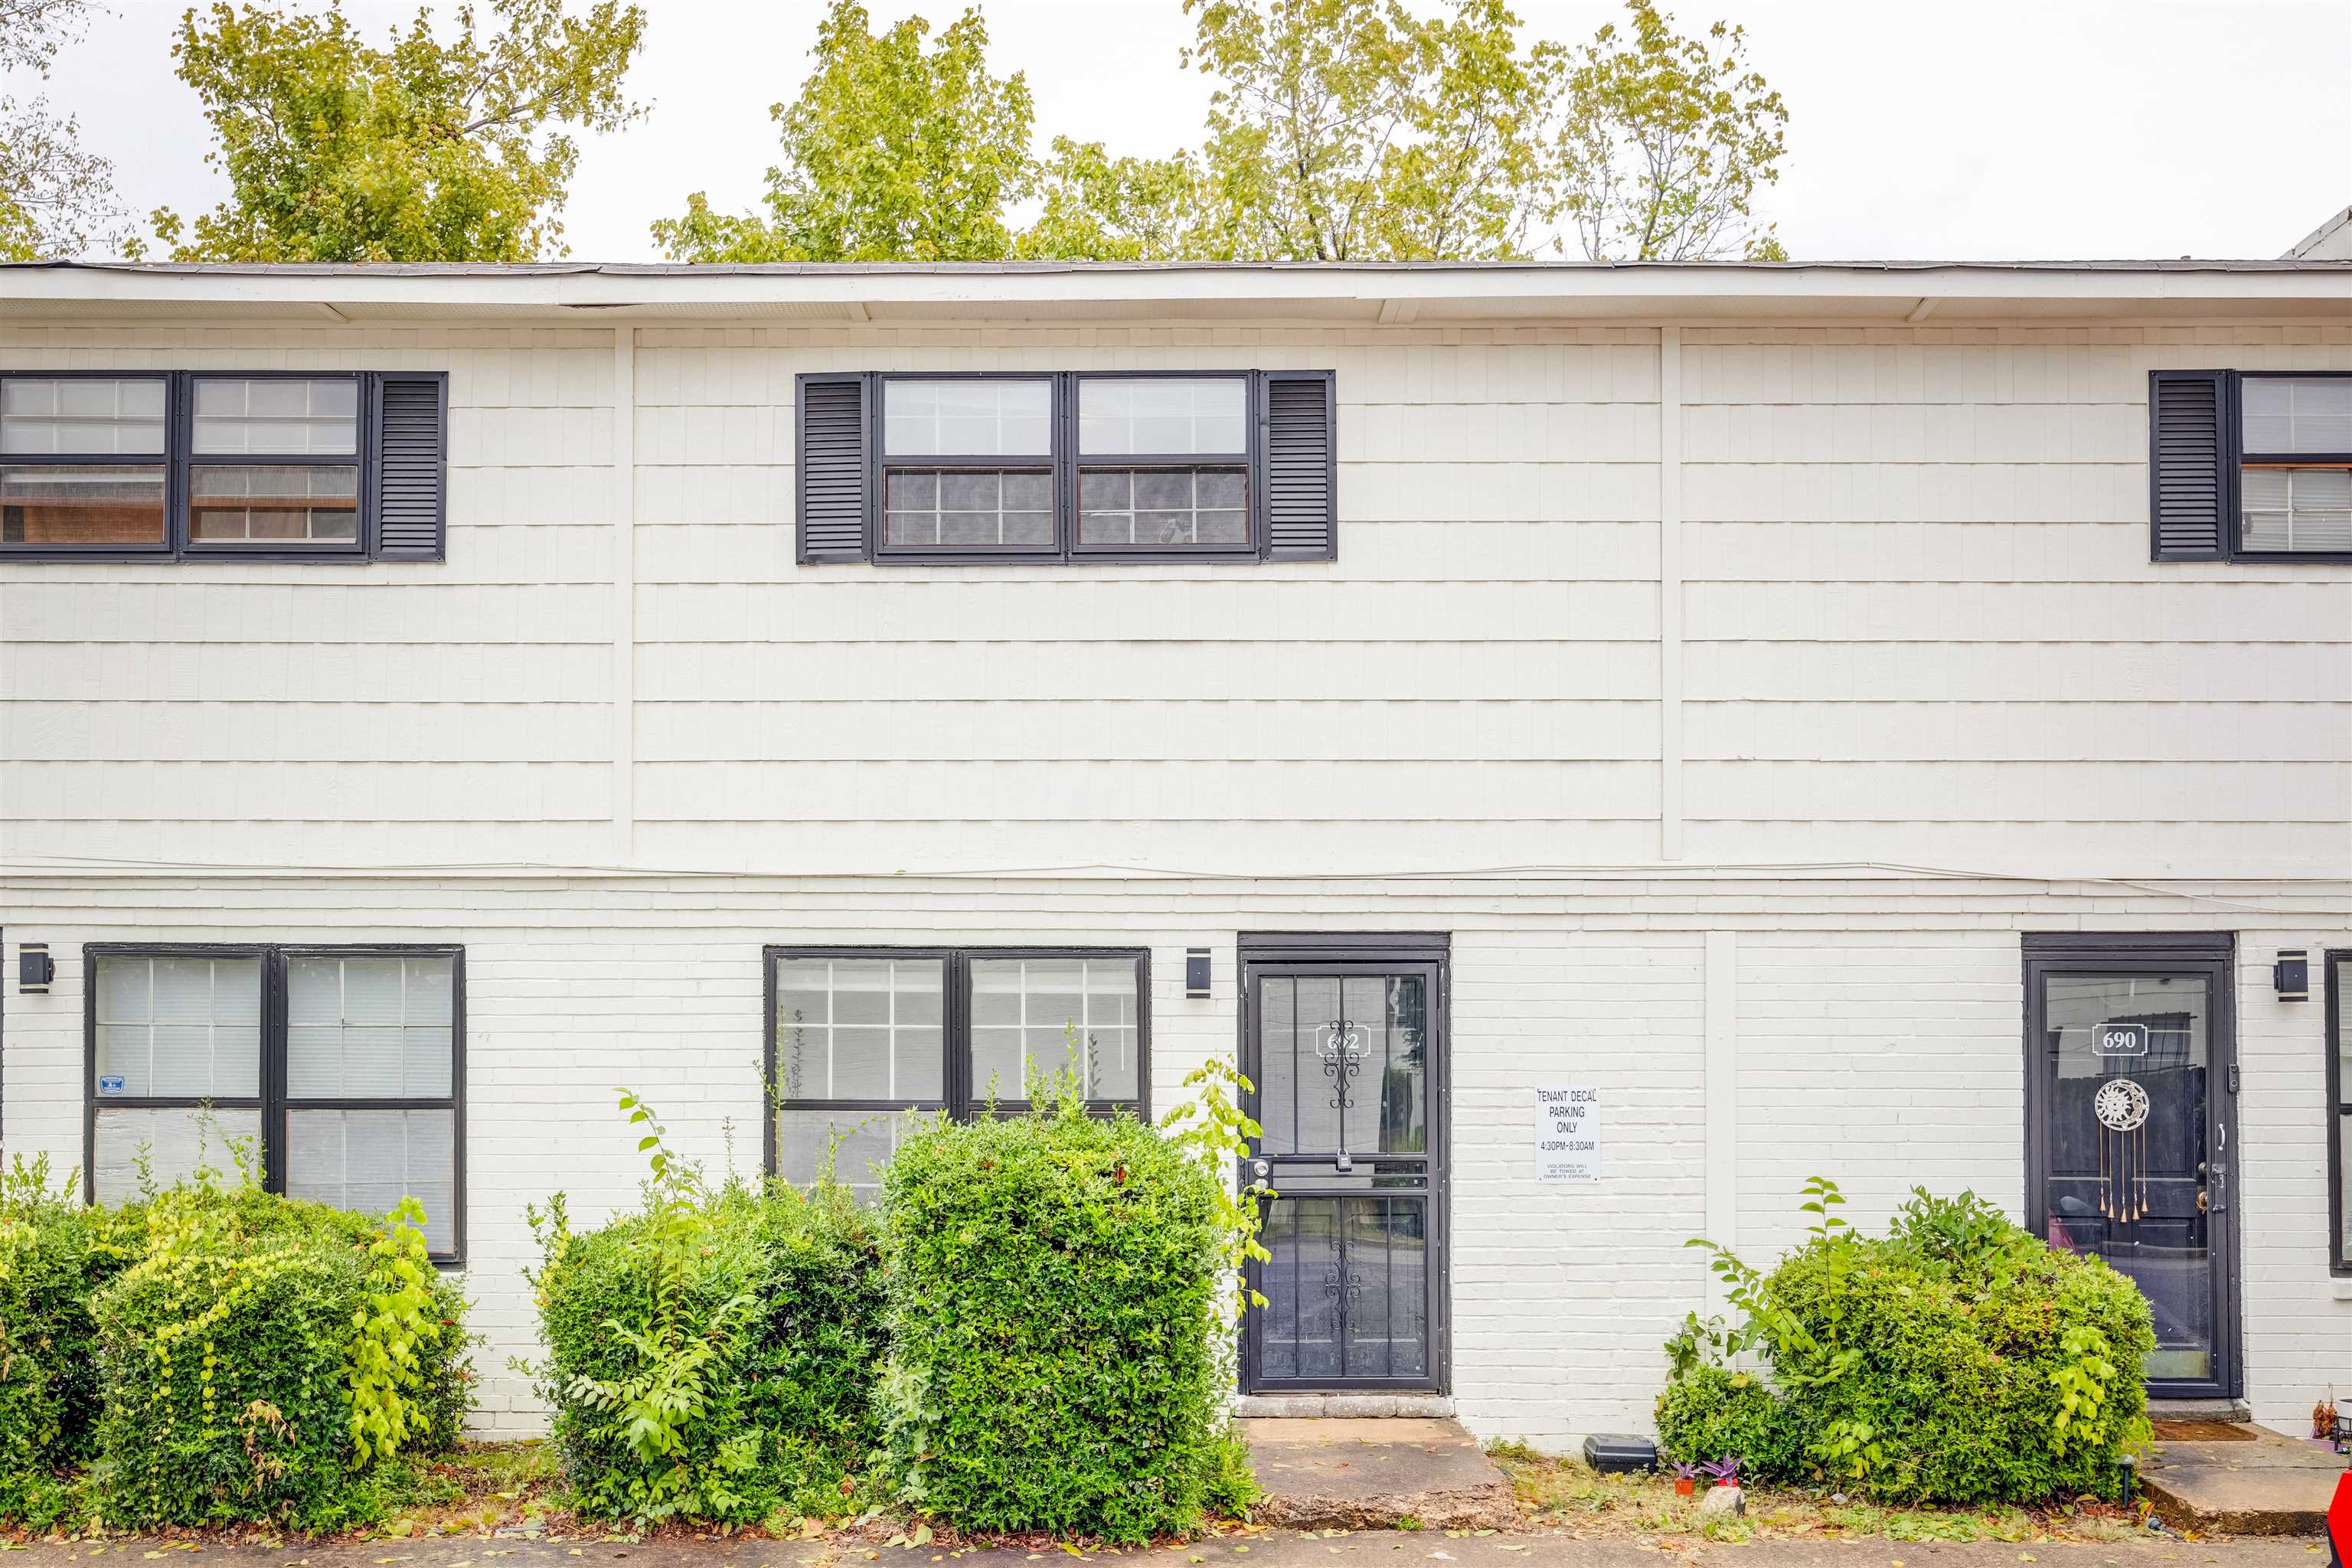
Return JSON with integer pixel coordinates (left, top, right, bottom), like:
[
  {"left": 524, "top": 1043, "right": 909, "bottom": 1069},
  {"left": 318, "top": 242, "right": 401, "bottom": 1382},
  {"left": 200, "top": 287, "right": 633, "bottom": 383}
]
[
  {"left": 872, "top": 371, "right": 1063, "bottom": 565},
  {"left": 0, "top": 368, "right": 177, "bottom": 560},
  {"left": 852, "top": 369, "right": 1282, "bottom": 566},
  {"left": 762, "top": 943, "right": 1152, "bottom": 1181},
  {"left": 2, "top": 368, "right": 443, "bottom": 564},
  {"left": 2154, "top": 368, "right": 2352, "bottom": 565},
  {"left": 82, "top": 940, "right": 468, "bottom": 1264},
  {"left": 2329, "top": 948, "right": 2351, "bottom": 1277},
  {"left": 183, "top": 369, "right": 368, "bottom": 560}
]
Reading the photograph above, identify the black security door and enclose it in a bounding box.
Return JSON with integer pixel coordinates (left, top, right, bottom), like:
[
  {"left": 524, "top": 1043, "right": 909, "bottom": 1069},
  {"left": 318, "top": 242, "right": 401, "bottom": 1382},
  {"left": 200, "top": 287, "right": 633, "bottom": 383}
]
[
  {"left": 1240, "top": 937, "right": 1447, "bottom": 1393},
  {"left": 2024, "top": 934, "right": 2239, "bottom": 1400}
]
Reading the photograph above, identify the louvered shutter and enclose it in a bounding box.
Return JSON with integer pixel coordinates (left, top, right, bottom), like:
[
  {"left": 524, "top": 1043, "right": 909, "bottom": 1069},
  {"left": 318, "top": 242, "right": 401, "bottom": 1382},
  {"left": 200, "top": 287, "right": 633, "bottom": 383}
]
[
  {"left": 1261, "top": 370, "right": 1338, "bottom": 561},
  {"left": 2149, "top": 370, "right": 2231, "bottom": 560},
  {"left": 797, "top": 372, "right": 871, "bottom": 564},
  {"left": 368, "top": 372, "right": 449, "bottom": 561}
]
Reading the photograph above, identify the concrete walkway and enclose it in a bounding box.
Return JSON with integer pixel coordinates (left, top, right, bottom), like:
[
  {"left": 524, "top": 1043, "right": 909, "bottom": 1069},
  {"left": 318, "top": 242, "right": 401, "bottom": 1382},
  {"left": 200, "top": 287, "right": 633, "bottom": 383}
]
[
  {"left": 2139, "top": 1424, "right": 2348, "bottom": 1536},
  {"left": 0, "top": 1533, "right": 2321, "bottom": 1568}
]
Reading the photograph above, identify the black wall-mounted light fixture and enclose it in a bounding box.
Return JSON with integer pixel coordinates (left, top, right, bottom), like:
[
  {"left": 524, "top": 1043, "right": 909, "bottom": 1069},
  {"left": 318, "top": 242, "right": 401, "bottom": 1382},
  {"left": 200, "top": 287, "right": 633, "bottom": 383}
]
[
  {"left": 1184, "top": 948, "right": 1211, "bottom": 999},
  {"left": 2274, "top": 949, "right": 2310, "bottom": 1001},
  {"left": 18, "top": 942, "right": 54, "bottom": 995}
]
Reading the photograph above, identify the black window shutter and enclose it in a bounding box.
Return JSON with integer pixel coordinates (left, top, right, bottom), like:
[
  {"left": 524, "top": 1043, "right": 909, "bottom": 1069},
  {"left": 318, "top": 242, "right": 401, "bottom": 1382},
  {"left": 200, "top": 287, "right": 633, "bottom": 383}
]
[
  {"left": 2149, "top": 370, "right": 2231, "bottom": 561},
  {"left": 368, "top": 371, "right": 449, "bottom": 561},
  {"left": 798, "top": 372, "right": 871, "bottom": 563},
  {"left": 1261, "top": 369, "right": 1337, "bottom": 561}
]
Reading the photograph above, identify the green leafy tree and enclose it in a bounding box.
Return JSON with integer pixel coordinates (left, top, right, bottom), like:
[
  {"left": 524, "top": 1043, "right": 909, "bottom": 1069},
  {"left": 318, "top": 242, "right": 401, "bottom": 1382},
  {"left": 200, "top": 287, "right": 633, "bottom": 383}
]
[
  {"left": 652, "top": 0, "right": 1034, "bottom": 263},
  {"left": 152, "top": 0, "right": 648, "bottom": 263},
  {"left": 1556, "top": 0, "right": 1788, "bottom": 260},
  {"left": 0, "top": 0, "right": 128, "bottom": 259},
  {"left": 1014, "top": 136, "right": 1203, "bottom": 261},
  {"left": 1182, "top": 0, "right": 1566, "bottom": 261}
]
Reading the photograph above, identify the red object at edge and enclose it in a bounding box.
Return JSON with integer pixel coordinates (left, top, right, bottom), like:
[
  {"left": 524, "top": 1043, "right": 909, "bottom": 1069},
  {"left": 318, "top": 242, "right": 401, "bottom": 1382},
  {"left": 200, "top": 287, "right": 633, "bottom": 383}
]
[{"left": 2327, "top": 1469, "right": 2352, "bottom": 1568}]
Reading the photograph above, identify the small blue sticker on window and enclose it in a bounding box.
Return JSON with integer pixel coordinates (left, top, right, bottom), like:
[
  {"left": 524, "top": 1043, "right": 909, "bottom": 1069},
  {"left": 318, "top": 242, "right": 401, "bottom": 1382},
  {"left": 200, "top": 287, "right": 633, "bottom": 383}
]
[{"left": 98, "top": 1074, "right": 125, "bottom": 1096}]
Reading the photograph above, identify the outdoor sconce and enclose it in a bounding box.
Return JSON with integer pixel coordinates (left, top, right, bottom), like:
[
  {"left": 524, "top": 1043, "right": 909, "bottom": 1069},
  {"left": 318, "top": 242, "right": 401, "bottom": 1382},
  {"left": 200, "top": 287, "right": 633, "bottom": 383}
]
[
  {"left": 2274, "top": 949, "right": 2310, "bottom": 1001},
  {"left": 1185, "top": 948, "right": 1211, "bottom": 998},
  {"left": 17, "top": 942, "right": 54, "bottom": 995}
]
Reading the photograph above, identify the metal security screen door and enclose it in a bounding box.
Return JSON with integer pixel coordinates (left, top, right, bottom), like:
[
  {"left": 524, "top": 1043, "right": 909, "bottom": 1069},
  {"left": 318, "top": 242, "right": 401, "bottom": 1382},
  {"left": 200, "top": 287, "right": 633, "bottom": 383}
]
[
  {"left": 1240, "top": 938, "right": 1448, "bottom": 1393},
  {"left": 2024, "top": 934, "right": 2239, "bottom": 1400}
]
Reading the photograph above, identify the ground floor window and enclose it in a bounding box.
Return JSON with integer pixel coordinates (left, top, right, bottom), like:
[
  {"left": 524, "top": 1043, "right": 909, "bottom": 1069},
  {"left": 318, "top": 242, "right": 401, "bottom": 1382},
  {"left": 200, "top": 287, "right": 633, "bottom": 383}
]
[
  {"left": 2330, "top": 950, "right": 2351, "bottom": 1272},
  {"left": 763, "top": 946, "right": 1147, "bottom": 1195},
  {"left": 86, "top": 944, "right": 465, "bottom": 1259}
]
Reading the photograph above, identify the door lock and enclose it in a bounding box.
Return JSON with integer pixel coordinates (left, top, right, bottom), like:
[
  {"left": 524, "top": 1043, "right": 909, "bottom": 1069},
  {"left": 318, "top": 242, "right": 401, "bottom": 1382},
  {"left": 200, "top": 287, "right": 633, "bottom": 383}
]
[{"left": 1251, "top": 1158, "right": 1271, "bottom": 1181}]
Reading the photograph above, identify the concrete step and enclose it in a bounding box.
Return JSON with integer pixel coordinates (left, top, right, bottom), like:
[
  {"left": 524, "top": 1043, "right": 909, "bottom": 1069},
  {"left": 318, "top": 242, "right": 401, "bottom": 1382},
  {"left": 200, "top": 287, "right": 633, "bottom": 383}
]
[
  {"left": 1234, "top": 1393, "right": 1457, "bottom": 1419},
  {"left": 1240, "top": 1416, "right": 1516, "bottom": 1531},
  {"left": 2138, "top": 1422, "right": 2347, "bottom": 1537},
  {"left": 2148, "top": 1396, "right": 2255, "bottom": 1424}
]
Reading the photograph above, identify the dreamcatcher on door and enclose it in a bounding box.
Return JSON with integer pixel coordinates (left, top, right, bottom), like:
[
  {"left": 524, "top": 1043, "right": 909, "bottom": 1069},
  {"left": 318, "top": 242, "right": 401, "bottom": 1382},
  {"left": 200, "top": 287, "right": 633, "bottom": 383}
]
[{"left": 2092, "top": 1074, "right": 2152, "bottom": 1222}]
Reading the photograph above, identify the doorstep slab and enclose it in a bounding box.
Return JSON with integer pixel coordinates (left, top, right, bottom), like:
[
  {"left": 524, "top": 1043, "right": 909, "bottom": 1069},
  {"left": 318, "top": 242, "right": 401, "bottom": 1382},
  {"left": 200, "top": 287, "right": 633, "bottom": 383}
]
[
  {"left": 2138, "top": 1423, "right": 2345, "bottom": 1536},
  {"left": 1240, "top": 1416, "right": 1517, "bottom": 1531}
]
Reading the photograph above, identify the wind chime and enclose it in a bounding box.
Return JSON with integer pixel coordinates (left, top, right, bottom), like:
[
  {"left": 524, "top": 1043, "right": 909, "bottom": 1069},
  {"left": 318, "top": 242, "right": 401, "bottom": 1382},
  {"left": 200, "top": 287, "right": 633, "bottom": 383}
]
[{"left": 2092, "top": 1074, "right": 2152, "bottom": 1224}]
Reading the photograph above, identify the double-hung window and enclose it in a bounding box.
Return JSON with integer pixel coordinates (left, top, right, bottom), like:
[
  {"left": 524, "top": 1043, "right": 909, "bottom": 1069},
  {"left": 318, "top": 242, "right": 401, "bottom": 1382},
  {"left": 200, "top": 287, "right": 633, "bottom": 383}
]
[
  {"left": 0, "top": 375, "right": 171, "bottom": 549},
  {"left": 87, "top": 944, "right": 466, "bottom": 1259},
  {"left": 0, "top": 369, "right": 448, "bottom": 560},
  {"left": 765, "top": 946, "right": 1148, "bottom": 1194},
  {"left": 799, "top": 370, "right": 1335, "bottom": 564},
  {"left": 2149, "top": 370, "right": 2352, "bottom": 562},
  {"left": 2330, "top": 951, "right": 2351, "bottom": 1273}
]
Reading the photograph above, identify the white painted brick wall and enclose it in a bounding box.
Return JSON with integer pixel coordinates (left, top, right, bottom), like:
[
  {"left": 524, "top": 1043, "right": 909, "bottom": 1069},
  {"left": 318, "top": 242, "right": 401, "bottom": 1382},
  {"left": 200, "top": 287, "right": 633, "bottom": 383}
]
[{"left": 4, "top": 884, "right": 2341, "bottom": 1442}]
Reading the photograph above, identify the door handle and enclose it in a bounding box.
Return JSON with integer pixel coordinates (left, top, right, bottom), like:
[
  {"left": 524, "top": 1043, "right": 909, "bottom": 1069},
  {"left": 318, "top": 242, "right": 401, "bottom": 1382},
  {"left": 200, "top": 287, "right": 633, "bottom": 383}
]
[{"left": 2196, "top": 1189, "right": 2209, "bottom": 1213}]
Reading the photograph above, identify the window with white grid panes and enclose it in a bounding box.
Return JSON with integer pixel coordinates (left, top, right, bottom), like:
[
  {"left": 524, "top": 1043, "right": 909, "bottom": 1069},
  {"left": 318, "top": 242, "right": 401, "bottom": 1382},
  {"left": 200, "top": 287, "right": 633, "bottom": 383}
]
[
  {"left": 766, "top": 948, "right": 1146, "bottom": 1194},
  {"left": 86, "top": 946, "right": 464, "bottom": 1259}
]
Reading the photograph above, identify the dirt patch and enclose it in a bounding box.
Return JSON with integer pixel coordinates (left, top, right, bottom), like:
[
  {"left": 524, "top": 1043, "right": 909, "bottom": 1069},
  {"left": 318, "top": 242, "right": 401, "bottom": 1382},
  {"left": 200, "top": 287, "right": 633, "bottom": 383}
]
[{"left": 1485, "top": 1442, "right": 2190, "bottom": 1547}]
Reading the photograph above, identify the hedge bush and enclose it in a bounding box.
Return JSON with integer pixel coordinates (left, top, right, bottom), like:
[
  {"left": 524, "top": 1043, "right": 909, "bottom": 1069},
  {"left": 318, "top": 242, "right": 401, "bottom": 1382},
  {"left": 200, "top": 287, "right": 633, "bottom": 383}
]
[
  {"left": 1660, "top": 1181, "right": 2154, "bottom": 1505},
  {"left": 0, "top": 1159, "right": 143, "bottom": 1525},
  {"left": 530, "top": 1136, "right": 885, "bottom": 1528},
  {"left": 0, "top": 1153, "right": 471, "bottom": 1531},
  {"left": 877, "top": 1095, "right": 1236, "bottom": 1543}
]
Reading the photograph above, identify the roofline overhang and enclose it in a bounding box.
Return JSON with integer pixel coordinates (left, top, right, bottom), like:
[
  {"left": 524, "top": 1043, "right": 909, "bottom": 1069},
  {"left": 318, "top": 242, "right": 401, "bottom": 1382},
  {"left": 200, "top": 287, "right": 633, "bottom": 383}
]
[{"left": 4, "top": 257, "right": 2348, "bottom": 324}]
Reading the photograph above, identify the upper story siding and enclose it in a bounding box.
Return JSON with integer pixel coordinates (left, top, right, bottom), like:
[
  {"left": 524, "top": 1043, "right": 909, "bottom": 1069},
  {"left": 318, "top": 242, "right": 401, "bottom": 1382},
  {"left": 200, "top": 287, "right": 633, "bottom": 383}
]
[{"left": 3, "top": 302, "right": 2347, "bottom": 883}]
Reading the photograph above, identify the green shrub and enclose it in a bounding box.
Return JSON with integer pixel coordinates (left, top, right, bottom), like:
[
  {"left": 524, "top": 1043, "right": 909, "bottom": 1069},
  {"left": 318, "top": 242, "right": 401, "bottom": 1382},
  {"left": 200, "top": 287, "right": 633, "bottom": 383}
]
[
  {"left": 1669, "top": 1181, "right": 2154, "bottom": 1504},
  {"left": 531, "top": 1094, "right": 886, "bottom": 1527},
  {"left": 86, "top": 1181, "right": 471, "bottom": 1530},
  {"left": 0, "top": 1158, "right": 144, "bottom": 1525},
  {"left": 877, "top": 1093, "right": 1227, "bottom": 1542},
  {"left": 1655, "top": 1363, "right": 1800, "bottom": 1478}
]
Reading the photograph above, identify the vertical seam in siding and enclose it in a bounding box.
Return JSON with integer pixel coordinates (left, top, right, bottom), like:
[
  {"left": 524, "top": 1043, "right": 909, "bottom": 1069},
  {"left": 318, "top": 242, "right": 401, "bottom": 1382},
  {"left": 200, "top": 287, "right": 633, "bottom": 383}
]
[
  {"left": 611, "top": 328, "right": 636, "bottom": 862},
  {"left": 1659, "top": 326, "right": 1684, "bottom": 861},
  {"left": 1702, "top": 929, "right": 1738, "bottom": 1315}
]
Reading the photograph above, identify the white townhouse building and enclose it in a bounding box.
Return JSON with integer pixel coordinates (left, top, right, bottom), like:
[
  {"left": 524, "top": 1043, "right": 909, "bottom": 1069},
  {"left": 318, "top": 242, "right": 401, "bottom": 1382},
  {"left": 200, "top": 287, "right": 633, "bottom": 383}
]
[{"left": 0, "top": 257, "right": 2348, "bottom": 1448}]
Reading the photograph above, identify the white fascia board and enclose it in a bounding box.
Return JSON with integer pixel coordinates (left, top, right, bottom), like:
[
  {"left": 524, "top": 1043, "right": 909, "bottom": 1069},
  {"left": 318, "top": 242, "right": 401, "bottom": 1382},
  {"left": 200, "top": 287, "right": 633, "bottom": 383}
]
[{"left": 5, "top": 260, "right": 2349, "bottom": 319}]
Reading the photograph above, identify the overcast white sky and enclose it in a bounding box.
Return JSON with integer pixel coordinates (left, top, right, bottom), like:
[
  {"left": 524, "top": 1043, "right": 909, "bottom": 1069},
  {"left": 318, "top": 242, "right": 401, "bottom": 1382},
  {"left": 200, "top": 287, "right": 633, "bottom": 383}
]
[{"left": 19, "top": 0, "right": 2352, "bottom": 263}]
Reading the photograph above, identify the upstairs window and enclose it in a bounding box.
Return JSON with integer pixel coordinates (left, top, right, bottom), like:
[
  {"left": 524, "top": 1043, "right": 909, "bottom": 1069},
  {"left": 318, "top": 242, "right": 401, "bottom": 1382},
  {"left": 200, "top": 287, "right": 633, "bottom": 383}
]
[
  {"left": 2149, "top": 370, "right": 2352, "bottom": 562},
  {"left": 0, "top": 370, "right": 448, "bottom": 561},
  {"left": 799, "top": 370, "right": 1335, "bottom": 564},
  {"left": 0, "top": 376, "right": 170, "bottom": 548}
]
